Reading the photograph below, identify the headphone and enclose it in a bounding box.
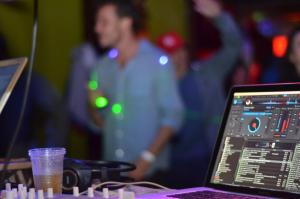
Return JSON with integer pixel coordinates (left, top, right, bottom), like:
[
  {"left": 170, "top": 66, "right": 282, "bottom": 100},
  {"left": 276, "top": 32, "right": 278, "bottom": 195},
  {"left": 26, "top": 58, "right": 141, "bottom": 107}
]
[{"left": 62, "top": 158, "right": 136, "bottom": 193}]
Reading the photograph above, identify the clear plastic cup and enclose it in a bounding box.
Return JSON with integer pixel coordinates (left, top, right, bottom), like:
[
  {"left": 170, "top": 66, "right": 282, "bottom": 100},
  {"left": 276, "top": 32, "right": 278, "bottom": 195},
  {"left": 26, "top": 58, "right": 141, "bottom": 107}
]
[{"left": 28, "top": 148, "right": 66, "bottom": 194}]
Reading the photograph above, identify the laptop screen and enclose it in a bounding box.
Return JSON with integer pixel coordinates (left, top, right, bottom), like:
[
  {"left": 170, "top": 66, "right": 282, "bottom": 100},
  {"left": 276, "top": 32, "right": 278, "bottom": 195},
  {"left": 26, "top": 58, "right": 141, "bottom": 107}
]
[
  {"left": 0, "top": 64, "right": 19, "bottom": 98},
  {"left": 0, "top": 58, "right": 27, "bottom": 114},
  {"left": 211, "top": 90, "right": 300, "bottom": 193}
]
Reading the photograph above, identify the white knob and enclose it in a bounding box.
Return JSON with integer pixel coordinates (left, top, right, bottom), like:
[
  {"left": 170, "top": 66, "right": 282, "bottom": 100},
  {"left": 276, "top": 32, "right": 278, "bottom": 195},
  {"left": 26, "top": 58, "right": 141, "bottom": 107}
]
[
  {"left": 29, "top": 188, "right": 36, "bottom": 199},
  {"left": 103, "top": 188, "right": 109, "bottom": 198},
  {"left": 12, "top": 188, "right": 17, "bottom": 198},
  {"left": 18, "top": 188, "right": 24, "bottom": 198},
  {"left": 87, "top": 187, "right": 94, "bottom": 198},
  {"left": 73, "top": 186, "right": 79, "bottom": 197},
  {"left": 6, "top": 190, "right": 13, "bottom": 199},
  {"left": 20, "top": 191, "right": 26, "bottom": 199},
  {"left": 18, "top": 184, "right": 23, "bottom": 191},
  {"left": 19, "top": 187, "right": 27, "bottom": 199},
  {"left": 123, "top": 191, "right": 135, "bottom": 199},
  {"left": 47, "top": 188, "right": 53, "bottom": 198},
  {"left": 22, "top": 187, "right": 28, "bottom": 198},
  {"left": 38, "top": 190, "right": 44, "bottom": 199},
  {"left": 29, "top": 188, "right": 35, "bottom": 193},
  {"left": 5, "top": 183, "right": 11, "bottom": 191},
  {"left": 118, "top": 188, "right": 124, "bottom": 199}
]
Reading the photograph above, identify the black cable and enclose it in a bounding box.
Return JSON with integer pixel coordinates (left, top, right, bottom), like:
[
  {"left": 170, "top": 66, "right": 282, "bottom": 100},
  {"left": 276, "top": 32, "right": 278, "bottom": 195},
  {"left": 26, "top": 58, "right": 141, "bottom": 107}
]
[{"left": 0, "top": 0, "right": 38, "bottom": 185}]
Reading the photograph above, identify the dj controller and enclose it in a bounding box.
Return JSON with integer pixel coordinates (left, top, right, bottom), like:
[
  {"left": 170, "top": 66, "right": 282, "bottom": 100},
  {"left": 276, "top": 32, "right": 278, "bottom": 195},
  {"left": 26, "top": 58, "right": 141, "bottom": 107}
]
[{"left": 0, "top": 183, "right": 165, "bottom": 199}]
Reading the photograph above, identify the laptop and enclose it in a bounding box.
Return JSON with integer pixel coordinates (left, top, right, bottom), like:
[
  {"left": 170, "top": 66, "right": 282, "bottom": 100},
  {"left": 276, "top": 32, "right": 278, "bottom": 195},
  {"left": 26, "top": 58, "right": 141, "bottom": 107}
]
[
  {"left": 0, "top": 57, "right": 27, "bottom": 114},
  {"left": 142, "top": 83, "right": 300, "bottom": 199}
]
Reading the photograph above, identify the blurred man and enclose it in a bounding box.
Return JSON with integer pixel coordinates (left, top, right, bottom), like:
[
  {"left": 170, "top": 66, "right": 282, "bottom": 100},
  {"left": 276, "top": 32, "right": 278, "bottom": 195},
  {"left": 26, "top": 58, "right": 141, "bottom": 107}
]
[
  {"left": 88, "top": 0, "right": 183, "bottom": 181},
  {"left": 157, "top": 0, "right": 242, "bottom": 188},
  {"left": 67, "top": 43, "right": 103, "bottom": 160},
  {"left": 0, "top": 72, "right": 68, "bottom": 157},
  {"left": 287, "top": 26, "right": 300, "bottom": 73},
  {"left": 278, "top": 26, "right": 300, "bottom": 82}
]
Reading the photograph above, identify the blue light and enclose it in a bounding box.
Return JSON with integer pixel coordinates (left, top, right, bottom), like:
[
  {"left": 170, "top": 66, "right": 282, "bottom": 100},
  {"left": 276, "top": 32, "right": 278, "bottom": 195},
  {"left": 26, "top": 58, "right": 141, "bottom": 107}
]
[
  {"left": 108, "top": 48, "right": 118, "bottom": 59},
  {"left": 159, "top": 56, "right": 168, "bottom": 65},
  {"left": 243, "top": 112, "right": 272, "bottom": 116}
]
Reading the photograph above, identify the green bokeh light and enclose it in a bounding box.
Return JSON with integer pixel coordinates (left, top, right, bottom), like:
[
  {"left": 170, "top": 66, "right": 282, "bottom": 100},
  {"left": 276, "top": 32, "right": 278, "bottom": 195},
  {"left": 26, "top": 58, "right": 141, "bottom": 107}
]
[
  {"left": 112, "top": 103, "right": 122, "bottom": 115},
  {"left": 89, "top": 80, "right": 98, "bottom": 90},
  {"left": 95, "top": 96, "right": 108, "bottom": 108}
]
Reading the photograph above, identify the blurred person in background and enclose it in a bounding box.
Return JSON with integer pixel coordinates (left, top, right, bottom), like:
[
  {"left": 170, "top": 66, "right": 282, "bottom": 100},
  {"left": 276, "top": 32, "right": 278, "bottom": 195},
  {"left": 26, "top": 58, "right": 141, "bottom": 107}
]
[
  {"left": 88, "top": 0, "right": 183, "bottom": 182},
  {"left": 157, "top": 0, "right": 242, "bottom": 188},
  {"left": 279, "top": 26, "right": 300, "bottom": 82},
  {"left": 0, "top": 32, "right": 67, "bottom": 157},
  {"left": 0, "top": 71, "right": 68, "bottom": 157},
  {"left": 67, "top": 43, "right": 103, "bottom": 160}
]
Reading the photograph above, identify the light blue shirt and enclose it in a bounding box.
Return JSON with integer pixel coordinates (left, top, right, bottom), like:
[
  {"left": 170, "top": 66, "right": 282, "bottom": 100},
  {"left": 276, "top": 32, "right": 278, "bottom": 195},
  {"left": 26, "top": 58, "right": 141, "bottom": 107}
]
[{"left": 92, "top": 39, "right": 183, "bottom": 173}]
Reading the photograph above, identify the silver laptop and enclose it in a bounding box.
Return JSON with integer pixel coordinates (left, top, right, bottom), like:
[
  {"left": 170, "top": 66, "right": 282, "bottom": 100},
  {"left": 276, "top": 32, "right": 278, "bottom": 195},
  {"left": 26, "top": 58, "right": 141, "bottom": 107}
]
[
  {"left": 0, "top": 57, "right": 27, "bottom": 114},
  {"left": 142, "top": 84, "right": 300, "bottom": 199}
]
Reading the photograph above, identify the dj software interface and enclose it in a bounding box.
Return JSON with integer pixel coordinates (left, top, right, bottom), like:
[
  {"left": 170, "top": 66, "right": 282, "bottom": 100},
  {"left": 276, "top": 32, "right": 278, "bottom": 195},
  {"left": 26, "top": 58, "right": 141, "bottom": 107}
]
[{"left": 212, "top": 91, "right": 300, "bottom": 193}]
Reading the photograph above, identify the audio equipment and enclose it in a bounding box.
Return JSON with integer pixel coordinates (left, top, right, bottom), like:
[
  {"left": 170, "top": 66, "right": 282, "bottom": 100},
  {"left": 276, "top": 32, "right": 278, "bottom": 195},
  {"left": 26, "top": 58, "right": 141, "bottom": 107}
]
[{"left": 62, "top": 158, "right": 136, "bottom": 193}]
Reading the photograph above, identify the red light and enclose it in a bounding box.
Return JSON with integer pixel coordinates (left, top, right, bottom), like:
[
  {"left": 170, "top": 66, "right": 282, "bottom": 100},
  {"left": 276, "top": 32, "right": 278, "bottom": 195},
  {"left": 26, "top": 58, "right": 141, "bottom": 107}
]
[
  {"left": 248, "top": 63, "right": 261, "bottom": 83},
  {"left": 273, "top": 35, "right": 288, "bottom": 58}
]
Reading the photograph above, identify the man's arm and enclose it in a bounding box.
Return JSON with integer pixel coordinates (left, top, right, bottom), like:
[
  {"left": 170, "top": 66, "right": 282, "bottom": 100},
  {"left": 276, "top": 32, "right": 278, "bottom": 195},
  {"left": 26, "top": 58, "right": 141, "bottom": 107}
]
[
  {"left": 193, "top": 0, "right": 242, "bottom": 79},
  {"left": 147, "top": 126, "right": 174, "bottom": 156},
  {"left": 87, "top": 99, "right": 105, "bottom": 128},
  {"left": 129, "top": 126, "right": 174, "bottom": 181},
  {"left": 130, "top": 59, "right": 184, "bottom": 181},
  {"left": 87, "top": 67, "right": 107, "bottom": 129}
]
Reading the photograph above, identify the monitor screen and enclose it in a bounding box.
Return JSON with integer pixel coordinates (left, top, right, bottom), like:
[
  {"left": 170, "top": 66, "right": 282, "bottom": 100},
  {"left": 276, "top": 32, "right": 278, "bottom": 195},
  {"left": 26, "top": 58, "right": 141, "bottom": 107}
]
[
  {"left": 0, "top": 64, "right": 19, "bottom": 98},
  {"left": 211, "top": 90, "right": 300, "bottom": 193}
]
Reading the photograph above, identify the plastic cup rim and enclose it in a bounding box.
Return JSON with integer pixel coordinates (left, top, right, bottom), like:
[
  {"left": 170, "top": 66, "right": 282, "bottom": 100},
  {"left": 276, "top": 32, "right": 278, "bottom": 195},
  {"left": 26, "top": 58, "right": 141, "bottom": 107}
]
[{"left": 28, "top": 147, "right": 66, "bottom": 157}]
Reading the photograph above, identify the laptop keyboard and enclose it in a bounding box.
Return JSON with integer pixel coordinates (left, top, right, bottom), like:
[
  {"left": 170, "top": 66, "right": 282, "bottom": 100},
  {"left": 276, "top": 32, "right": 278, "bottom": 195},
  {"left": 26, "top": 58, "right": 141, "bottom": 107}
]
[{"left": 168, "top": 190, "right": 263, "bottom": 199}]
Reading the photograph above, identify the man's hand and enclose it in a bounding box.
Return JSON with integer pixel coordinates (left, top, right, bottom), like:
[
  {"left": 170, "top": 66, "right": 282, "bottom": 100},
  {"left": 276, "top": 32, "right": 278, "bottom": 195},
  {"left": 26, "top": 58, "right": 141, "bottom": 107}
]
[
  {"left": 128, "top": 126, "right": 175, "bottom": 181},
  {"left": 87, "top": 87, "right": 106, "bottom": 109},
  {"left": 193, "top": 0, "right": 222, "bottom": 18},
  {"left": 129, "top": 158, "right": 151, "bottom": 181}
]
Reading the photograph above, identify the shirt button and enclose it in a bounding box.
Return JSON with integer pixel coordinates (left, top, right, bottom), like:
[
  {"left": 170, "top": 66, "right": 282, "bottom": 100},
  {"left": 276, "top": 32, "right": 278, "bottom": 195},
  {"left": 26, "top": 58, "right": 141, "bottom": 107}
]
[
  {"left": 115, "top": 149, "right": 124, "bottom": 159},
  {"left": 116, "top": 130, "right": 124, "bottom": 139}
]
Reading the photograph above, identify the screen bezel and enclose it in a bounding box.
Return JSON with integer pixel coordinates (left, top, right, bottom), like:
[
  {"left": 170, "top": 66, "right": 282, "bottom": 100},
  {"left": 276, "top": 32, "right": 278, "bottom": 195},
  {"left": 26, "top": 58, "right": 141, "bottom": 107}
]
[
  {"left": 0, "top": 57, "right": 27, "bottom": 114},
  {"left": 205, "top": 83, "right": 300, "bottom": 198}
]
